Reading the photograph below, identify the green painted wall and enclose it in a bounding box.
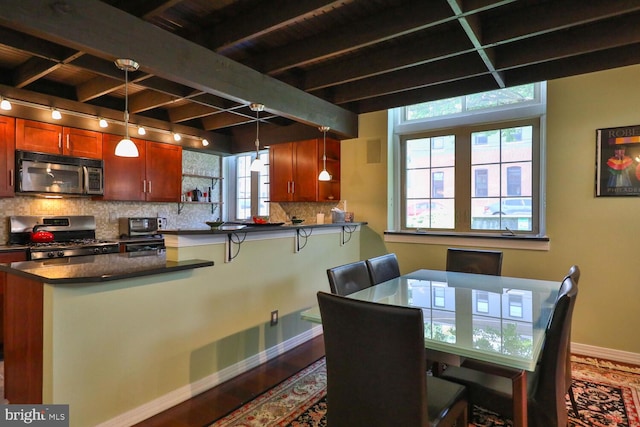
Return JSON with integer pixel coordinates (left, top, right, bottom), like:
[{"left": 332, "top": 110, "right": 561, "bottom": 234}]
[
  {"left": 42, "top": 230, "right": 360, "bottom": 426},
  {"left": 341, "top": 65, "right": 640, "bottom": 355}
]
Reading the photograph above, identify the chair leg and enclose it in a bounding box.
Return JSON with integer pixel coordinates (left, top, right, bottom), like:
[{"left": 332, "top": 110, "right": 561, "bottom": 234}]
[{"left": 568, "top": 384, "right": 580, "bottom": 419}]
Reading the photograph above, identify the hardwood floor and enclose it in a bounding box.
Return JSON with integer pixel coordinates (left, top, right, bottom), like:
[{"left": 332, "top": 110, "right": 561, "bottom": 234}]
[{"left": 133, "top": 335, "right": 325, "bottom": 427}]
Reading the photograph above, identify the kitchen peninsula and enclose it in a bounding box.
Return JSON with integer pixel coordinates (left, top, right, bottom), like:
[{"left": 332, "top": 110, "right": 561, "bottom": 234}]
[
  {"left": 0, "top": 223, "right": 363, "bottom": 427},
  {"left": 0, "top": 251, "right": 212, "bottom": 423}
]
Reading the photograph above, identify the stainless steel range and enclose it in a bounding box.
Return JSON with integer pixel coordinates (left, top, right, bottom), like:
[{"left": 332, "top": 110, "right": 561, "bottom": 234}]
[{"left": 9, "top": 215, "right": 119, "bottom": 260}]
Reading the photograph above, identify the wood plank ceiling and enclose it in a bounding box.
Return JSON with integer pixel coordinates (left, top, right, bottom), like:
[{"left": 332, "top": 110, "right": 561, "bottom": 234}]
[{"left": 0, "top": 0, "right": 640, "bottom": 154}]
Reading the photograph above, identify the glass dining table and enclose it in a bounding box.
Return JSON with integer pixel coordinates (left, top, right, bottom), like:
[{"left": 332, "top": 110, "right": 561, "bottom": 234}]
[{"left": 301, "top": 269, "right": 561, "bottom": 427}]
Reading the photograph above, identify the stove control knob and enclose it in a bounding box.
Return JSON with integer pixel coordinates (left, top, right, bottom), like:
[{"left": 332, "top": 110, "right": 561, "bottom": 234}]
[
  {"left": 57, "top": 251, "right": 64, "bottom": 257},
  {"left": 102, "top": 247, "right": 111, "bottom": 253},
  {"left": 93, "top": 247, "right": 101, "bottom": 254},
  {"left": 47, "top": 252, "right": 55, "bottom": 258}
]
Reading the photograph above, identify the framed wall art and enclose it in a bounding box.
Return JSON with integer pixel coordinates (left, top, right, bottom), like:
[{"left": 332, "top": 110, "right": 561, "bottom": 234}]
[{"left": 596, "top": 124, "right": 640, "bottom": 197}]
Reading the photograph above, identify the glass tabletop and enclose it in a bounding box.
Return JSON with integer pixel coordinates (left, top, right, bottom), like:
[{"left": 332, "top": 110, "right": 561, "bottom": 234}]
[{"left": 302, "top": 269, "right": 560, "bottom": 371}]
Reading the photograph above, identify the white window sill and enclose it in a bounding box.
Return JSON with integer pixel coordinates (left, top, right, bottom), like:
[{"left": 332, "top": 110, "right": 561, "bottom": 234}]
[{"left": 384, "top": 230, "right": 550, "bottom": 251}]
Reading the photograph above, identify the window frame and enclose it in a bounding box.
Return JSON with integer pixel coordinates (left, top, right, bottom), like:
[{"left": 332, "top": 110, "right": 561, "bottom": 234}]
[
  {"left": 226, "top": 150, "right": 269, "bottom": 221},
  {"left": 390, "top": 82, "right": 547, "bottom": 237}
]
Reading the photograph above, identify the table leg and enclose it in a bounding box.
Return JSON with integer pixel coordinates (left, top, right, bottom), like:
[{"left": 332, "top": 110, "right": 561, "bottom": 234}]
[{"left": 512, "top": 370, "right": 527, "bottom": 427}]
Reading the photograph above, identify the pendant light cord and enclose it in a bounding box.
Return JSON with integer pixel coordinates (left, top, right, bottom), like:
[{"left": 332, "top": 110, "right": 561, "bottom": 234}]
[
  {"left": 255, "top": 108, "right": 260, "bottom": 154},
  {"left": 124, "top": 68, "right": 129, "bottom": 139},
  {"left": 323, "top": 128, "right": 327, "bottom": 169}
]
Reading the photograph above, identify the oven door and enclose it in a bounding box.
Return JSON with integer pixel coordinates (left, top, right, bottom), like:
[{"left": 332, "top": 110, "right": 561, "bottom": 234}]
[{"left": 122, "top": 241, "right": 165, "bottom": 252}]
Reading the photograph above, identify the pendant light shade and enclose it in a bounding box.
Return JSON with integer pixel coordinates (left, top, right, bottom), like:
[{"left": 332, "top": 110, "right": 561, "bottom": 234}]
[
  {"left": 0, "top": 98, "right": 11, "bottom": 110},
  {"left": 115, "top": 59, "right": 140, "bottom": 158},
  {"left": 318, "top": 126, "right": 331, "bottom": 181},
  {"left": 249, "top": 103, "right": 265, "bottom": 172}
]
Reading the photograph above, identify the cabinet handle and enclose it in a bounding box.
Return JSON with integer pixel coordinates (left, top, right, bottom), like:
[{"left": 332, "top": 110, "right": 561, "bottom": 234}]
[
  {"left": 58, "top": 133, "right": 62, "bottom": 149},
  {"left": 148, "top": 180, "right": 152, "bottom": 194},
  {"left": 9, "top": 170, "right": 13, "bottom": 187},
  {"left": 292, "top": 181, "right": 295, "bottom": 194},
  {"left": 143, "top": 180, "right": 146, "bottom": 193},
  {"left": 66, "top": 134, "right": 70, "bottom": 149},
  {"left": 287, "top": 181, "right": 290, "bottom": 193}
]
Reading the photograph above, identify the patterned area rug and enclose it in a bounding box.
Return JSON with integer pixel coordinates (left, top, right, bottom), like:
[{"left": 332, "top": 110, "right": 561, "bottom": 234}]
[{"left": 210, "top": 355, "right": 640, "bottom": 427}]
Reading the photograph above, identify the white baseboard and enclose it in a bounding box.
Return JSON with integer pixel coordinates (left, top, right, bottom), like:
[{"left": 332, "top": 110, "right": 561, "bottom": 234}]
[
  {"left": 572, "top": 342, "right": 640, "bottom": 366},
  {"left": 97, "top": 325, "right": 324, "bottom": 427}
]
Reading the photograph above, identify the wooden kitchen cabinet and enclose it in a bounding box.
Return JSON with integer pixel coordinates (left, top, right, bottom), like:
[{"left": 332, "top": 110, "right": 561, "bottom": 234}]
[
  {"left": 102, "top": 134, "right": 182, "bottom": 202},
  {"left": 0, "top": 250, "right": 27, "bottom": 357},
  {"left": 269, "top": 137, "right": 340, "bottom": 202},
  {"left": 15, "top": 118, "right": 103, "bottom": 159},
  {"left": 0, "top": 116, "right": 15, "bottom": 197}
]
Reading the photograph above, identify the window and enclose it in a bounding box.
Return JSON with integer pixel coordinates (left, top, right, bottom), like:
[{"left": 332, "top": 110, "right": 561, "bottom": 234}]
[
  {"left": 433, "top": 286, "right": 445, "bottom": 308},
  {"left": 476, "top": 291, "right": 489, "bottom": 313},
  {"left": 394, "top": 83, "right": 545, "bottom": 235},
  {"left": 228, "top": 151, "right": 269, "bottom": 221},
  {"left": 508, "top": 294, "right": 523, "bottom": 318}
]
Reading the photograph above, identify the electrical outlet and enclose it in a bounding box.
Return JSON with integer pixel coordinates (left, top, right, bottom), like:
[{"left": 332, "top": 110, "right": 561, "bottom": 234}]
[{"left": 270, "top": 310, "right": 278, "bottom": 326}]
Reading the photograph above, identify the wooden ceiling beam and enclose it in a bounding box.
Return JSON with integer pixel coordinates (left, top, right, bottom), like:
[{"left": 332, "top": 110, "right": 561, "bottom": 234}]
[
  {"left": 348, "top": 74, "right": 500, "bottom": 114},
  {"left": 168, "top": 103, "right": 219, "bottom": 123},
  {"left": 326, "top": 53, "right": 489, "bottom": 104},
  {"left": 0, "top": 0, "right": 357, "bottom": 137},
  {"left": 128, "top": 90, "right": 177, "bottom": 113},
  {"left": 484, "top": 0, "right": 640, "bottom": 44},
  {"left": 209, "top": 0, "right": 342, "bottom": 52},
  {"left": 496, "top": 12, "right": 640, "bottom": 69},
  {"left": 201, "top": 112, "right": 252, "bottom": 131},
  {"left": 76, "top": 75, "right": 122, "bottom": 102},
  {"left": 447, "top": 0, "right": 505, "bottom": 88},
  {"left": 13, "top": 57, "right": 63, "bottom": 88},
  {"left": 250, "top": 1, "right": 454, "bottom": 75},
  {"left": 300, "top": 28, "right": 473, "bottom": 91}
]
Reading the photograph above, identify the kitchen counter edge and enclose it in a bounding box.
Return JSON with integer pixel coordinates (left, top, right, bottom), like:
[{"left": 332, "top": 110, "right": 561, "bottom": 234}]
[
  {"left": 0, "top": 251, "right": 213, "bottom": 285},
  {"left": 163, "top": 221, "right": 366, "bottom": 235}
]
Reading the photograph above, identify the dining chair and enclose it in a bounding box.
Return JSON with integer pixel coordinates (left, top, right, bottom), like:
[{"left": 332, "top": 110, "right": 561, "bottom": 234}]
[
  {"left": 326, "top": 261, "right": 372, "bottom": 296},
  {"left": 563, "top": 265, "right": 581, "bottom": 419},
  {"left": 365, "top": 253, "right": 401, "bottom": 285},
  {"left": 441, "top": 274, "right": 578, "bottom": 427},
  {"left": 446, "top": 248, "right": 503, "bottom": 275},
  {"left": 317, "top": 291, "right": 468, "bottom": 427}
]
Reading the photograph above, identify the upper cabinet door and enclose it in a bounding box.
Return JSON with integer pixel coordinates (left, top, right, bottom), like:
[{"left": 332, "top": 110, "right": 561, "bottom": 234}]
[
  {"left": 292, "top": 139, "right": 318, "bottom": 202},
  {"left": 269, "top": 142, "right": 294, "bottom": 202},
  {"left": 145, "top": 142, "right": 182, "bottom": 202},
  {"left": 63, "top": 127, "right": 102, "bottom": 159},
  {"left": 102, "top": 134, "right": 146, "bottom": 201},
  {"left": 16, "top": 119, "right": 103, "bottom": 159},
  {"left": 0, "top": 116, "right": 15, "bottom": 197},
  {"left": 15, "top": 119, "right": 62, "bottom": 155}
]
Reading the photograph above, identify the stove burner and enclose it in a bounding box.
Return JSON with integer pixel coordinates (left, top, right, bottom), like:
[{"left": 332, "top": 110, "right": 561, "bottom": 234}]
[{"left": 28, "top": 239, "right": 120, "bottom": 260}]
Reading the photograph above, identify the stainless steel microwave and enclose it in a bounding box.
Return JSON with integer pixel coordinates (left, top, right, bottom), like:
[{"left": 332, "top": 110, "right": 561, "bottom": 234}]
[
  {"left": 16, "top": 150, "right": 104, "bottom": 196},
  {"left": 119, "top": 217, "right": 160, "bottom": 237}
]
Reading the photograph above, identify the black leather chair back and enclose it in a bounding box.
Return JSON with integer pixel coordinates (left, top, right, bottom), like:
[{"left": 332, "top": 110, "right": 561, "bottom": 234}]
[
  {"left": 327, "top": 261, "right": 372, "bottom": 295},
  {"left": 317, "top": 291, "right": 428, "bottom": 426},
  {"left": 446, "top": 248, "right": 503, "bottom": 275},
  {"left": 532, "top": 275, "right": 578, "bottom": 427},
  {"left": 562, "top": 265, "right": 580, "bottom": 415},
  {"left": 366, "top": 253, "right": 400, "bottom": 285}
]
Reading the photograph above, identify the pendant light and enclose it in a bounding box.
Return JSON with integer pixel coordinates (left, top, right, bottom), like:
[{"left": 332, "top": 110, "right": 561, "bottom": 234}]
[
  {"left": 249, "top": 103, "right": 265, "bottom": 172},
  {"left": 114, "top": 58, "right": 140, "bottom": 157},
  {"left": 0, "top": 97, "right": 12, "bottom": 110},
  {"left": 318, "top": 126, "right": 331, "bottom": 181}
]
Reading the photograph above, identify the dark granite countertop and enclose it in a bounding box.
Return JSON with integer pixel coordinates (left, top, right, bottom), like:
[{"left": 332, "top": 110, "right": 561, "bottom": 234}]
[
  {"left": 0, "top": 250, "right": 213, "bottom": 284},
  {"left": 163, "top": 221, "right": 366, "bottom": 235}
]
